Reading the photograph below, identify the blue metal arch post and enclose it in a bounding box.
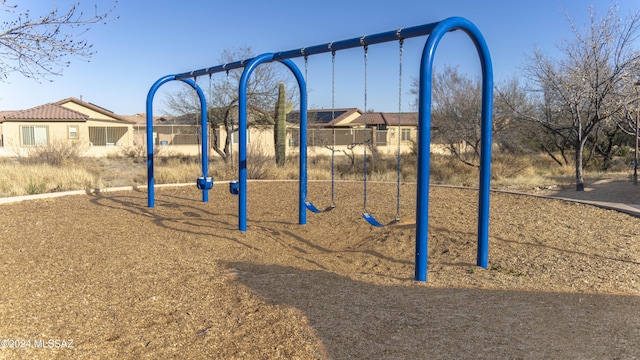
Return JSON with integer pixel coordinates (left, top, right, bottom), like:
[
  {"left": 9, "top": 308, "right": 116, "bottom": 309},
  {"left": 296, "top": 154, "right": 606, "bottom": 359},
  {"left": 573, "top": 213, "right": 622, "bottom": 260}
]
[
  {"left": 237, "top": 54, "right": 274, "bottom": 232},
  {"left": 415, "top": 17, "right": 493, "bottom": 281},
  {"left": 279, "top": 58, "right": 309, "bottom": 227},
  {"left": 146, "top": 76, "right": 210, "bottom": 207},
  {"left": 236, "top": 54, "right": 309, "bottom": 231},
  {"left": 146, "top": 75, "right": 175, "bottom": 208}
]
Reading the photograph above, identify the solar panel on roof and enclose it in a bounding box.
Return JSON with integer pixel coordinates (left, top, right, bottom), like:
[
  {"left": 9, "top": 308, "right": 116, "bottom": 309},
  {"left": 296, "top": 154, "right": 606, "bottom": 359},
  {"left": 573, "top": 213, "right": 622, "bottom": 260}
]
[
  {"left": 287, "top": 110, "right": 348, "bottom": 124},
  {"left": 314, "top": 110, "right": 346, "bottom": 123}
]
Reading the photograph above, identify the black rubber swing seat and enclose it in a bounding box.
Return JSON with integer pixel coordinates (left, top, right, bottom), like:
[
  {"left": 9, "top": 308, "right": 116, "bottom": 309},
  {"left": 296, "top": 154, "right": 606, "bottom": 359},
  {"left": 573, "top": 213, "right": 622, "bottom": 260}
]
[{"left": 305, "top": 200, "right": 335, "bottom": 213}]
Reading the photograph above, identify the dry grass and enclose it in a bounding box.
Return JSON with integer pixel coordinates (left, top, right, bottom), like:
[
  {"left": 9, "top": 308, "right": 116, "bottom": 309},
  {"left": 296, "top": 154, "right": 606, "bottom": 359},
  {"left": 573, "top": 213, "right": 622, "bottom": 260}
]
[
  {"left": 0, "top": 162, "right": 101, "bottom": 196},
  {"left": 426, "top": 152, "right": 581, "bottom": 190},
  {"left": 155, "top": 160, "right": 201, "bottom": 184},
  {"left": 0, "top": 147, "right": 632, "bottom": 198}
]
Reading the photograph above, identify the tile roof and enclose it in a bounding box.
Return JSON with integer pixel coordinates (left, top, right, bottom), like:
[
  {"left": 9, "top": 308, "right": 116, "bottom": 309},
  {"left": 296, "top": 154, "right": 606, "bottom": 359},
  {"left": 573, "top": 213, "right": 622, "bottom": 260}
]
[
  {"left": 122, "top": 114, "right": 146, "bottom": 124},
  {"left": 287, "top": 108, "right": 418, "bottom": 126},
  {"left": 353, "top": 112, "right": 386, "bottom": 125},
  {"left": 347, "top": 112, "right": 418, "bottom": 126},
  {"left": 381, "top": 112, "right": 418, "bottom": 126},
  {"left": 121, "top": 114, "right": 172, "bottom": 125},
  {"left": 287, "top": 109, "right": 419, "bottom": 128},
  {"left": 1, "top": 103, "right": 87, "bottom": 122},
  {"left": 0, "top": 110, "right": 16, "bottom": 119},
  {"left": 55, "top": 97, "right": 134, "bottom": 123},
  {"left": 287, "top": 108, "right": 361, "bottom": 126}
]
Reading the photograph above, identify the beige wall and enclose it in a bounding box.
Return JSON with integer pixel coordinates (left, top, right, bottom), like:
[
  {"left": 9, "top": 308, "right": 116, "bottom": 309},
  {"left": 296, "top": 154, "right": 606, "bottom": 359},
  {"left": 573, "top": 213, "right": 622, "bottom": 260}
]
[
  {"left": 0, "top": 121, "right": 426, "bottom": 158},
  {"left": 0, "top": 121, "right": 86, "bottom": 147},
  {"left": 133, "top": 126, "right": 299, "bottom": 158},
  {"left": 60, "top": 102, "right": 114, "bottom": 121},
  {"left": 0, "top": 119, "right": 134, "bottom": 157},
  {"left": 384, "top": 126, "right": 417, "bottom": 155},
  {"left": 144, "top": 125, "right": 422, "bottom": 158}
]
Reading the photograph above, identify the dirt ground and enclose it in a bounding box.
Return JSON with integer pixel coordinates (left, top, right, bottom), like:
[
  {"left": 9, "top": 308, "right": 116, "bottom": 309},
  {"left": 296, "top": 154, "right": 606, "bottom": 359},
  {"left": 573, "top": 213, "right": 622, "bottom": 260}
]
[{"left": 1, "top": 180, "right": 639, "bottom": 359}]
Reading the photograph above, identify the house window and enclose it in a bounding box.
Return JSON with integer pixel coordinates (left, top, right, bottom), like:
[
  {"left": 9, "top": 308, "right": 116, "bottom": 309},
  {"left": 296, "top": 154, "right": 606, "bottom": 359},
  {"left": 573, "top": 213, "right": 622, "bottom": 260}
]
[
  {"left": 88, "top": 126, "right": 127, "bottom": 146},
  {"left": 21, "top": 125, "right": 48, "bottom": 146},
  {"left": 401, "top": 128, "right": 412, "bottom": 142},
  {"left": 68, "top": 125, "right": 79, "bottom": 139},
  {"left": 232, "top": 129, "right": 250, "bottom": 144},
  {"left": 287, "top": 129, "right": 299, "bottom": 147}
]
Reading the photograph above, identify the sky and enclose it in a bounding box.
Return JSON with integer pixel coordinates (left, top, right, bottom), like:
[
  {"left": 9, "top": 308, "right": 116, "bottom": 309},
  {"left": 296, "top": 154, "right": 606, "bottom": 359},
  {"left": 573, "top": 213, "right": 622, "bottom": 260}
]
[{"left": 1, "top": 0, "right": 639, "bottom": 116}]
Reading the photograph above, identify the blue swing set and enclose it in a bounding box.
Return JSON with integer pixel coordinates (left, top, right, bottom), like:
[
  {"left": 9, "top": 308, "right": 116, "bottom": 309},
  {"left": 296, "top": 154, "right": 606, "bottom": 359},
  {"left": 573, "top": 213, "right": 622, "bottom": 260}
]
[{"left": 145, "top": 17, "right": 493, "bottom": 282}]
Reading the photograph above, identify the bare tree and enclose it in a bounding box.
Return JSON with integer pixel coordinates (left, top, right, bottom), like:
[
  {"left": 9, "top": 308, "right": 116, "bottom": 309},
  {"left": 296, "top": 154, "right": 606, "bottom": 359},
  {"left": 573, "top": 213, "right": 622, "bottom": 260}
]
[
  {"left": 164, "top": 46, "right": 297, "bottom": 162},
  {"left": 0, "top": 1, "right": 118, "bottom": 81},
  {"left": 521, "top": 5, "right": 640, "bottom": 190},
  {"left": 493, "top": 77, "right": 544, "bottom": 156},
  {"left": 426, "top": 66, "right": 483, "bottom": 166},
  {"left": 496, "top": 76, "right": 577, "bottom": 166},
  {"left": 612, "top": 78, "right": 640, "bottom": 138},
  {"left": 410, "top": 66, "right": 523, "bottom": 166}
]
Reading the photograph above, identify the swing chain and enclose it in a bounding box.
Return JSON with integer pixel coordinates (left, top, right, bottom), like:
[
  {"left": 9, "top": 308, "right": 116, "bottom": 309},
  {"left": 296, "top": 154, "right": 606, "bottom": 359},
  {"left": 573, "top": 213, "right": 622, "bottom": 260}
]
[
  {"left": 223, "top": 69, "right": 234, "bottom": 170},
  {"left": 362, "top": 44, "right": 369, "bottom": 212},
  {"left": 331, "top": 51, "right": 336, "bottom": 121},
  {"left": 396, "top": 28, "right": 403, "bottom": 40},
  {"left": 330, "top": 50, "right": 337, "bottom": 206},
  {"left": 361, "top": 38, "right": 404, "bottom": 224},
  {"left": 363, "top": 45, "right": 368, "bottom": 119},
  {"left": 395, "top": 38, "right": 404, "bottom": 221},
  {"left": 303, "top": 55, "right": 309, "bottom": 102},
  {"left": 303, "top": 50, "right": 336, "bottom": 211},
  {"left": 192, "top": 76, "right": 203, "bottom": 162},
  {"left": 363, "top": 45, "right": 369, "bottom": 144},
  {"left": 208, "top": 73, "right": 212, "bottom": 102}
]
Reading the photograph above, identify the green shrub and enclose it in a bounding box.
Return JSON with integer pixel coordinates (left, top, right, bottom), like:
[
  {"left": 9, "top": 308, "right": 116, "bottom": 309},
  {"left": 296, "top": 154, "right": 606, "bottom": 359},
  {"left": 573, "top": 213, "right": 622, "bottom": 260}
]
[{"left": 24, "top": 180, "right": 46, "bottom": 195}]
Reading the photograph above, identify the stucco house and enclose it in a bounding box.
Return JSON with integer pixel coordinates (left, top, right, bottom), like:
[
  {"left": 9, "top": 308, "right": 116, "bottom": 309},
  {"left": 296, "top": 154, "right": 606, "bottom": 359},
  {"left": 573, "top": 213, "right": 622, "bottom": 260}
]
[
  {"left": 0, "top": 98, "right": 425, "bottom": 158},
  {"left": 0, "top": 97, "right": 135, "bottom": 157},
  {"left": 128, "top": 110, "right": 286, "bottom": 158},
  {"left": 287, "top": 108, "right": 419, "bottom": 155}
]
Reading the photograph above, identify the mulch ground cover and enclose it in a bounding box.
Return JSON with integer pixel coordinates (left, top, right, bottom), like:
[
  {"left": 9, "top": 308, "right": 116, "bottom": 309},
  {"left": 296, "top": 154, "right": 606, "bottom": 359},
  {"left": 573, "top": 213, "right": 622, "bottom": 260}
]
[{"left": 1, "top": 181, "right": 639, "bottom": 359}]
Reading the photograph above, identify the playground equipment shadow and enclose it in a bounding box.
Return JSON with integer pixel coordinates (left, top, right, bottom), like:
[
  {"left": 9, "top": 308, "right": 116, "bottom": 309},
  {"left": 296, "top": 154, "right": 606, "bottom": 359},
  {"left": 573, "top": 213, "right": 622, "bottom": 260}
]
[{"left": 230, "top": 262, "right": 640, "bottom": 359}]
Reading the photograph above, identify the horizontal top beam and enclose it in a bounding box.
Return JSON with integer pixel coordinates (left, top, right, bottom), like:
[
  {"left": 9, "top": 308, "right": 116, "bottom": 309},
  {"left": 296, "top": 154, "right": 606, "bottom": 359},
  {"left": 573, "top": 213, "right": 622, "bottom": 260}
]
[{"left": 174, "top": 20, "right": 444, "bottom": 80}]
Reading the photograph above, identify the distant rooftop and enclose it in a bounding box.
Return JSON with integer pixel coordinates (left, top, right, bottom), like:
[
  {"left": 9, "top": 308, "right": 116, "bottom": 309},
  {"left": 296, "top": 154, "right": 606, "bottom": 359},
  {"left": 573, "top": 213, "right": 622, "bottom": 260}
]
[{"left": 0, "top": 103, "right": 87, "bottom": 122}]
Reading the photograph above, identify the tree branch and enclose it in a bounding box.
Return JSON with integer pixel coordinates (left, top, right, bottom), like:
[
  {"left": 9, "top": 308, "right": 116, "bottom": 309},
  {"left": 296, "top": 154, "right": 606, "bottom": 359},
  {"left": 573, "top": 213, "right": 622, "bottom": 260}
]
[{"left": 0, "top": 1, "right": 119, "bottom": 81}]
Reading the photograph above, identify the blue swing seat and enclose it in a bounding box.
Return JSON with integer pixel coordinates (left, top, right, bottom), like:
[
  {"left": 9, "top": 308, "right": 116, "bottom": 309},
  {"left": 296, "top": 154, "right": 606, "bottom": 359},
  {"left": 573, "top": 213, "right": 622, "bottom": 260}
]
[
  {"left": 362, "top": 213, "right": 384, "bottom": 227},
  {"left": 305, "top": 200, "right": 335, "bottom": 213},
  {"left": 229, "top": 181, "right": 239, "bottom": 195},
  {"left": 363, "top": 213, "right": 400, "bottom": 227},
  {"left": 196, "top": 176, "right": 214, "bottom": 190}
]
